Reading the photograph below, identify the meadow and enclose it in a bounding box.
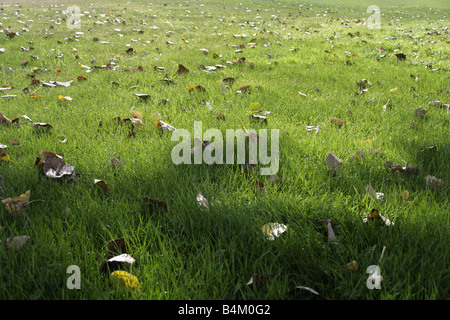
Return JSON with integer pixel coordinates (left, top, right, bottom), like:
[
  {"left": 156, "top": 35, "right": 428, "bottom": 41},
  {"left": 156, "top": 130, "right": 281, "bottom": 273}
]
[{"left": 0, "top": 0, "right": 448, "bottom": 300}]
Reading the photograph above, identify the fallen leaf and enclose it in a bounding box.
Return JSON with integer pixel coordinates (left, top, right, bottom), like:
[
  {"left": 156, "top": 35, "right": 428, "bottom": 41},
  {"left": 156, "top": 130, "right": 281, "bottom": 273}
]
[
  {"left": 414, "top": 107, "right": 427, "bottom": 118},
  {"left": 6, "top": 236, "right": 30, "bottom": 251},
  {"left": 326, "top": 153, "right": 342, "bottom": 168},
  {"left": 331, "top": 118, "right": 346, "bottom": 127},
  {"left": 319, "top": 219, "right": 337, "bottom": 242},
  {"left": 363, "top": 209, "right": 394, "bottom": 226},
  {"left": 196, "top": 193, "right": 209, "bottom": 210},
  {"left": 177, "top": 64, "right": 189, "bottom": 74},
  {"left": 2, "top": 190, "right": 30, "bottom": 214},
  {"left": 261, "top": 223, "right": 287, "bottom": 240},
  {"left": 57, "top": 95, "right": 72, "bottom": 101},
  {"left": 156, "top": 120, "right": 176, "bottom": 132},
  {"left": 364, "top": 185, "right": 385, "bottom": 201},
  {"left": 188, "top": 84, "right": 206, "bottom": 92},
  {"left": 94, "top": 179, "right": 112, "bottom": 194},
  {"left": 425, "top": 175, "right": 444, "bottom": 189},
  {"left": 142, "top": 196, "right": 168, "bottom": 213},
  {"left": 289, "top": 286, "right": 327, "bottom": 300},
  {"left": 247, "top": 274, "right": 272, "bottom": 288},
  {"left": 42, "top": 156, "right": 75, "bottom": 180},
  {"left": 108, "top": 253, "right": 136, "bottom": 265},
  {"left": 395, "top": 53, "right": 406, "bottom": 61},
  {"left": 29, "top": 93, "right": 43, "bottom": 99},
  {"left": 133, "top": 93, "right": 151, "bottom": 100},
  {"left": 110, "top": 157, "right": 121, "bottom": 169},
  {"left": 109, "top": 271, "right": 140, "bottom": 290},
  {"left": 342, "top": 260, "right": 358, "bottom": 271},
  {"left": 0, "top": 150, "right": 11, "bottom": 164}
]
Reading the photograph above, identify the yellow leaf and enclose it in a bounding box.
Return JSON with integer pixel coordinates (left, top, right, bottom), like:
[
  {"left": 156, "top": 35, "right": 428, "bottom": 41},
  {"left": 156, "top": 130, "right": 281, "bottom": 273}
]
[
  {"left": 2, "top": 190, "right": 30, "bottom": 214},
  {"left": 54, "top": 68, "right": 62, "bottom": 73},
  {"left": 342, "top": 260, "right": 358, "bottom": 271},
  {"left": 109, "top": 271, "right": 140, "bottom": 290},
  {"left": 390, "top": 88, "right": 398, "bottom": 92},
  {"left": 131, "top": 107, "right": 143, "bottom": 120},
  {"left": 0, "top": 152, "right": 11, "bottom": 164}
]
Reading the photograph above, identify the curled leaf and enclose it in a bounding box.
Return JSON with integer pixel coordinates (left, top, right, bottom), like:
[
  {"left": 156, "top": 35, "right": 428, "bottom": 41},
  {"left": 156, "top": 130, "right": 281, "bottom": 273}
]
[
  {"left": 261, "top": 223, "right": 287, "bottom": 240},
  {"left": 319, "top": 219, "right": 337, "bottom": 242},
  {"left": 196, "top": 193, "right": 209, "bottom": 210},
  {"left": 94, "top": 179, "right": 112, "bottom": 194},
  {"left": 43, "top": 157, "right": 74, "bottom": 179}
]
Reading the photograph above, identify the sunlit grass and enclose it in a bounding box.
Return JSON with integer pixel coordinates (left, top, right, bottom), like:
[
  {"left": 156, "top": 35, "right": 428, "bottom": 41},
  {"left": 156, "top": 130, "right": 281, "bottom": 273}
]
[{"left": 0, "top": 0, "right": 448, "bottom": 300}]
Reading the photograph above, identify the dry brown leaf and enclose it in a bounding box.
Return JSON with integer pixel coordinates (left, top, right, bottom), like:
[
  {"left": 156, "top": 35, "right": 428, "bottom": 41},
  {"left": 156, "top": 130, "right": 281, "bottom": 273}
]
[
  {"left": 326, "top": 153, "right": 342, "bottom": 168},
  {"left": 142, "top": 196, "right": 168, "bottom": 213},
  {"left": 94, "top": 179, "right": 112, "bottom": 194},
  {"left": 342, "top": 260, "right": 358, "bottom": 271},
  {"left": 43, "top": 157, "right": 74, "bottom": 179},
  {"left": 425, "top": 175, "right": 444, "bottom": 189},
  {"left": 331, "top": 118, "right": 346, "bottom": 127},
  {"left": 177, "top": 64, "right": 189, "bottom": 74},
  {"left": 6, "top": 236, "right": 30, "bottom": 251},
  {"left": 110, "top": 157, "right": 121, "bottom": 169}
]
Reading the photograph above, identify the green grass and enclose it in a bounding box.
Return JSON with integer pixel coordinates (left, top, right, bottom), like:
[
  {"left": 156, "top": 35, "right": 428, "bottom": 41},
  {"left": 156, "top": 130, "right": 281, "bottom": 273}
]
[{"left": 0, "top": 0, "right": 449, "bottom": 300}]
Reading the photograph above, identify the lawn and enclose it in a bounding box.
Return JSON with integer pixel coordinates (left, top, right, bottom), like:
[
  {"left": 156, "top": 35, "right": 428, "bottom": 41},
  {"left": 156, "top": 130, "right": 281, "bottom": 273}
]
[{"left": 0, "top": 0, "right": 448, "bottom": 300}]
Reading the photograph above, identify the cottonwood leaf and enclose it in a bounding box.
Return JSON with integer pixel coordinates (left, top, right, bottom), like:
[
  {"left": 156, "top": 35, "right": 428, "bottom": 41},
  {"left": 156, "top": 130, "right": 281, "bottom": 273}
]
[
  {"left": 2, "top": 190, "right": 30, "bottom": 214},
  {"left": 261, "top": 223, "right": 287, "bottom": 240},
  {"left": 196, "top": 193, "right": 209, "bottom": 210},
  {"left": 364, "top": 185, "right": 384, "bottom": 200},
  {"left": 156, "top": 120, "right": 176, "bottom": 132},
  {"left": 342, "top": 260, "right": 358, "bottom": 271},
  {"left": 6, "top": 236, "right": 30, "bottom": 252},
  {"left": 94, "top": 179, "right": 112, "bottom": 194},
  {"left": 331, "top": 118, "right": 346, "bottom": 127},
  {"left": 142, "top": 196, "right": 168, "bottom": 213},
  {"left": 318, "top": 219, "right": 337, "bottom": 242},
  {"left": 0, "top": 150, "right": 11, "bottom": 164},
  {"left": 247, "top": 273, "right": 272, "bottom": 288},
  {"left": 326, "top": 153, "right": 342, "bottom": 168},
  {"left": 177, "top": 64, "right": 189, "bottom": 74},
  {"left": 425, "top": 175, "right": 444, "bottom": 189},
  {"left": 289, "top": 286, "right": 327, "bottom": 300},
  {"left": 57, "top": 95, "right": 72, "bottom": 101},
  {"left": 43, "top": 157, "right": 74, "bottom": 179},
  {"left": 108, "top": 253, "right": 136, "bottom": 265},
  {"left": 109, "top": 271, "right": 140, "bottom": 290},
  {"left": 110, "top": 157, "right": 121, "bottom": 169}
]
